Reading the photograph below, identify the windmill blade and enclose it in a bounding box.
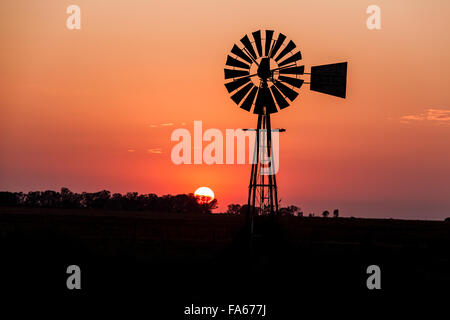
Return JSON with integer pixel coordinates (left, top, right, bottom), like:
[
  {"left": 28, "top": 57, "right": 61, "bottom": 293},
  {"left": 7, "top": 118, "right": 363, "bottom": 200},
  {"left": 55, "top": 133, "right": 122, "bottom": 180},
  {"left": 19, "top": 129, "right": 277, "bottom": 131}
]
[
  {"left": 278, "top": 51, "right": 302, "bottom": 67},
  {"left": 240, "top": 86, "right": 258, "bottom": 111},
  {"left": 279, "top": 65, "right": 305, "bottom": 75},
  {"left": 224, "top": 76, "right": 251, "bottom": 93},
  {"left": 275, "top": 40, "right": 296, "bottom": 62},
  {"left": 265, "top": 30, "right": 274, "bottom": 56},
  {"left": 224, "top": 68, "right": 249, "bottom": 79},
  {"left": 310, "top": 62, "right": 347, "bottom": 98},
  {"left": 278, "top": 75, "right": 304, "bottom": 88},
  {"left": 269, "top": 33, "right": 286, "bottom": 58},
  {"left": 254, "top": 86, "right": 277, "bottom": 114},
  {"left": 274, "top": 81, "right": 299, "bottom": 101},
  {"left": 252, "top": 30, "right": 263, "bottom": 57},
  {"left": 231, "top": 44, "right": 253, "bottom": 64},
  {"left": 231, "top": 83, "right": 254, "bottom": 105},
  {"left": 226, "top": 55, "right": 251, "bottom": 69},
  {"left": 240, "top": 34, "right": 258, "bottom": 60},
  {"left": 270, "top": 85, "right": 290, "bottom": 109}
]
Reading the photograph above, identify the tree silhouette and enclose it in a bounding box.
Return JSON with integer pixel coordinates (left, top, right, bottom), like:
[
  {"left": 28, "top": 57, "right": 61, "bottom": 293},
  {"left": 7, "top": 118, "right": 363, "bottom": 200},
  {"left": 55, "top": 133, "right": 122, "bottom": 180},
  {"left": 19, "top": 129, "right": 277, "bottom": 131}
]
[{"left": 0, "top": 188, "right": 217, "bottom": 214}]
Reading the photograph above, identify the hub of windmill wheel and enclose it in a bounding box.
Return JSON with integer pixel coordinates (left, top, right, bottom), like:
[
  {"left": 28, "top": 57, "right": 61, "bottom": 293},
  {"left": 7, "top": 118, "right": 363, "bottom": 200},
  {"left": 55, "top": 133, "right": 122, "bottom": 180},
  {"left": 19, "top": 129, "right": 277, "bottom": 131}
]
[
  {"left": 250, "top": 57, "right": 279, "bottom": 87},
  {"left": 257, "top": 57, "right": 272, "bottom": 80}
]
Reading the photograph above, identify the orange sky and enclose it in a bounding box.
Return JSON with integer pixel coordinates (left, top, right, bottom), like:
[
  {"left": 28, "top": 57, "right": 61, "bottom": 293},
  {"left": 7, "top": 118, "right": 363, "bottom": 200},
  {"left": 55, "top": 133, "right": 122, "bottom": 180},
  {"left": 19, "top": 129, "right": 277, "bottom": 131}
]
[{"left": 1, "top": 0, "right": 450, "bottom": 219}]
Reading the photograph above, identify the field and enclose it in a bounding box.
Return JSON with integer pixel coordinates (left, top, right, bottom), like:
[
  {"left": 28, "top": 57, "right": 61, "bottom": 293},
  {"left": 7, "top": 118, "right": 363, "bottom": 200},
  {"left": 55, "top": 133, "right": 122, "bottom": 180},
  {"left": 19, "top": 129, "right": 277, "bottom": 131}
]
[{"left": 1, "top": 206, "right": 449, "bottom": 314}]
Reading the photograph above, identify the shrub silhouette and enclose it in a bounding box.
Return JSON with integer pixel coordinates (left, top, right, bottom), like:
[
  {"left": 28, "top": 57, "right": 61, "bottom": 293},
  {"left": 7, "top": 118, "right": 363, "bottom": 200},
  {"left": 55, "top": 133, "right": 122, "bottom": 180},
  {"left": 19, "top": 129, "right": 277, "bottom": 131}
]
[
  {"left": 226, "top": 204, "right": 242, "bottom": 215},
  {"left": 333, "top": 209, "right": 339, "bottom": 218}
]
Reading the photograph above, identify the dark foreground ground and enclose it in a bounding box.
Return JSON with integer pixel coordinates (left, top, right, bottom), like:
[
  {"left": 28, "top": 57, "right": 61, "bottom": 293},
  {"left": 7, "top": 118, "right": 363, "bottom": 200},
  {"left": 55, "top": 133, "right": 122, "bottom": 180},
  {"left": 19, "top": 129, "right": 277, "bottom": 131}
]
[{"left": 1, "top": 207, "right": 449, "bottom": 316}]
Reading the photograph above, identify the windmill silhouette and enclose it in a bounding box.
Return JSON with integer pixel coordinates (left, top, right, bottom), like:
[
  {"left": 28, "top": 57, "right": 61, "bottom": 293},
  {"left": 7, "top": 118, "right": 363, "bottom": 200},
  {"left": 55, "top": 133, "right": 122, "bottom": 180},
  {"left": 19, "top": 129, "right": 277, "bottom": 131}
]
[{"left": 224, "top": 30, "right": 347, "bottom": 223}]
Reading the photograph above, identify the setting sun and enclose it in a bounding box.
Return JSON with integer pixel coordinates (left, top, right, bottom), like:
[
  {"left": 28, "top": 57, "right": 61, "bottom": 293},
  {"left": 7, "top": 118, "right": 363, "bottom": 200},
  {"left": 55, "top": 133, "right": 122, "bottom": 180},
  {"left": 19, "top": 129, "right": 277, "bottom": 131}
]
[{"left": 194, "top": 187, "right": 215, "bottom": 204}]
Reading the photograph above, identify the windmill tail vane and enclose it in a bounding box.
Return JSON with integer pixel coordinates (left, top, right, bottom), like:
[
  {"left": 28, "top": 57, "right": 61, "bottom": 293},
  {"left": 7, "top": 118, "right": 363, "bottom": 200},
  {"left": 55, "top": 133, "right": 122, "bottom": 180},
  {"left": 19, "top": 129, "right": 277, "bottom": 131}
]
[{"left": 224, "top": 29, "right": 347, "bottom": 222}]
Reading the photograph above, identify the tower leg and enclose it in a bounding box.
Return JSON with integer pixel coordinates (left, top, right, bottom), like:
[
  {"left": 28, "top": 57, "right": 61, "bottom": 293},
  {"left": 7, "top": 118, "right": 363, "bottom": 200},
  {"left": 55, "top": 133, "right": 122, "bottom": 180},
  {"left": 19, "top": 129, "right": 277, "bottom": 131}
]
[
  {"left": 248, "top": 114, "right": 262, "bottom": 229},
  {"left": 260, "top": 116, "right": 265, "bottom": 214},
  {"left": 247, "top": 152, "right": 256, "bottom": 225},
  {"left": 266, "top": 114, "right": 278, "bottom": 216}
]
